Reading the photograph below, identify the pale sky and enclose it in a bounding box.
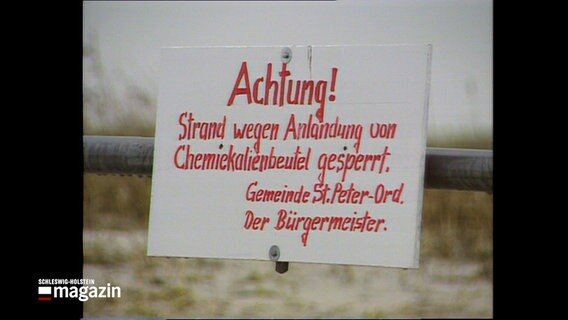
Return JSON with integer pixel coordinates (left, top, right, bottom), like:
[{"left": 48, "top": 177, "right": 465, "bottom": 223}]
[{"left": 83, "top": 0, "right": 492, "bottom": 139}]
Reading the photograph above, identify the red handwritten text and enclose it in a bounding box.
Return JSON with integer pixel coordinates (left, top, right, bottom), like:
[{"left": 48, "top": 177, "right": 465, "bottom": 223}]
[
  {"left": 226, "top": 62, "right": 338, "bottom": 122},
  {"left": 274, "top": 209, "right": 387, "bottom": 246},
  {"left": 246, "top": 181, "right": 311, "bottom": 204},
  {"left": 178, "top": 112, "right": 226, "bottom": 140},
  {"left": 317, "top": 146, "right": 392, "bottom": 183}
]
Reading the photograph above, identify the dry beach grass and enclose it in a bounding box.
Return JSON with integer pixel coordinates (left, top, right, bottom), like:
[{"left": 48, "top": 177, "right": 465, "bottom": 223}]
[{"left": 83, "top": 176, "right": 492, "bottom": 318}]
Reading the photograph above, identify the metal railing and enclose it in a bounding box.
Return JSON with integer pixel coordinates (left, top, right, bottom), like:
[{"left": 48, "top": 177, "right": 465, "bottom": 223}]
[{"left": 83, "top": 135, "right": 493, "bottom": 193}]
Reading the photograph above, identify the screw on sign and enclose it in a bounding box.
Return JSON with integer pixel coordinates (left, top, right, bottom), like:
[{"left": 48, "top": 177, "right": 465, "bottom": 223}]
[{"left": 269, "top": 245, "right": 289, "bottom": 274}]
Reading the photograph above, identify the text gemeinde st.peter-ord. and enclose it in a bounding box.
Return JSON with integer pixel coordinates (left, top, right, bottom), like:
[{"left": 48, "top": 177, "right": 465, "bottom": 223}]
[{"left": 246, "top": 180, "right": 405, "bottom": 205}]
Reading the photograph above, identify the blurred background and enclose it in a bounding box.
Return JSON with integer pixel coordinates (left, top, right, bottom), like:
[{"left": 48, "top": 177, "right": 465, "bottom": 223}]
[{"left": 83, "top": 0, "right": 493, "bottom": 317}]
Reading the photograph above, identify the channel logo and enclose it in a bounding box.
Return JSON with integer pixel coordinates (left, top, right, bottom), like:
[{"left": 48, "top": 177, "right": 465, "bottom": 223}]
[
  {"left": 37, "top": 279, "right": 121, "bottom": 302},
  {"left": 38, "top": 286, "right": 52, "bottom": 301}
]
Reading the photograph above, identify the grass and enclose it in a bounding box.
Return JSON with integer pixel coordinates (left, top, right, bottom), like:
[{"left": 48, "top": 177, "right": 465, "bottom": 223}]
[
  {"left": 421, "top": 189, "right": 493, "bottom": 264},
  {"left": 84, "top": 175, "right": 152, "bottom": 230},
  {"left": 83, "top": 163, "right": 493, "bottom": 317}
]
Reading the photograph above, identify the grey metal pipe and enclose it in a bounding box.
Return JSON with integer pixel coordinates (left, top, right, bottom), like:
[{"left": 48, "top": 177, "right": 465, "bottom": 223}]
[
  {"left": 425, "top": 147, "right": 492, "bottom": 193},
  {"left": 83, "top": 135, "right": 155, "bottom": 177},
  {"left": 83, "top": 136, "right": 492, "bottom": 193}
]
